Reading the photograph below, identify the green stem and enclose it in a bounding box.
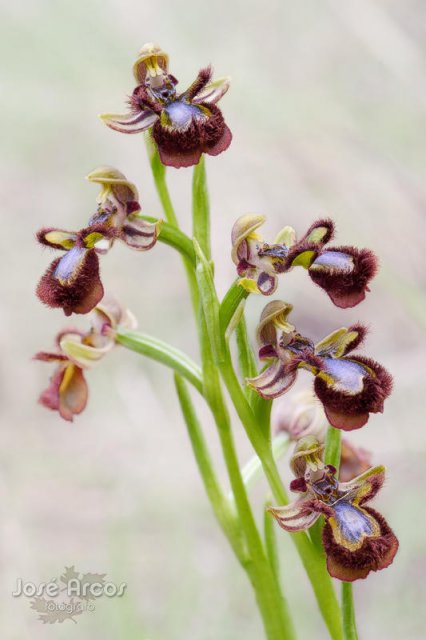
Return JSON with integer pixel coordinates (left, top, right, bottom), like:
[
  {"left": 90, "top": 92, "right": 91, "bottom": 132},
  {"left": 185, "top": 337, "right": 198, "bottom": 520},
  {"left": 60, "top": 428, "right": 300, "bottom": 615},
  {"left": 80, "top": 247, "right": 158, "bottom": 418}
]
[
  {"left": 219, "top": 353, "right": 343, "bottom": 640},
  {"left": 192, "top": 156, "right": 211, "bottom": 260},
  {"left": 235, "top": 315, "right": 258, "bottom": 403},
  {"left": 139, "top": 215, "right": 196, "bottom": 265},
  {"left": 220, "top": 280, "right": 249, "bottom": 333},
  {"left": 146, "top": 134, "right": 179, "bottom": 227},
  {"left": 145, "top": 135, "right": 199, "bottom": 314},
  {"left": 174, "top": 373, "right": 246, "bottom": 562},
  {"left": 199, "top": 309, "right": 296, "bottom": 640},
  {"left": 325, "top": 425, "right": 342, "bottom": 472},
  {"left": 237, "top": 434, "right": 290, "bottom": 497},
  {"left": 234, "top": 316, "right": 273, "bottom": 438},
  {"left": 342, "top": 582, "right": 359, "bottom": 640},
  {"left": 264, "top": 499, "right": 280, "bottom": 583},
  {"left": 144, "top": 141, "right": 297, "bottom": 638},
  {"left": 116, "top": 329, "right": 203, "bottom": 395}
]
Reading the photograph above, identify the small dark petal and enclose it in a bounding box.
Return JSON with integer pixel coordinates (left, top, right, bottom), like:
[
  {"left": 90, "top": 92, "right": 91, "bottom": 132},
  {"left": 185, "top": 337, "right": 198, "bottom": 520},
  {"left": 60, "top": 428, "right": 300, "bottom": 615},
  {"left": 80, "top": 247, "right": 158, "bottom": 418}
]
[
  {"left": 182, "top": 66, "right": 213, "bottom": 102},
  {"left": 126, "top": 200, "right": 141, "bottom": 214},
  {"left": 36, "top": 250, "right": 104, "bottom": 316},
  {"left": 36, "top": 227, "right": 77, "bottom": 250},
  {"left": 237, "top": 259, "right": 251, "bottom": 276},
  {"left": 314, "top": 356, "right": 393, "bottom": 431},
  {"left": 258, "top": 344, "right": 278, "bottom": 359},
  {"left": 342, "top": 324, "right": 368, "bottom": 354},
  {"left": 358, "top": 470, "right": 385, "bottom": 505},
  {"left": 33, "top": 351, "right": 68, "bottom": 362},
  {"left": 289, "top": 477, "right": 308, "bottom": 493},
  {"left": 299, "top": 218, "right": 335, "bottom": 245},
  {"left": 323, "top": 507, "right": 399, "bottom": 581},
  {"left": 309, "top": 247, "right": 378, "bottom": 309}
]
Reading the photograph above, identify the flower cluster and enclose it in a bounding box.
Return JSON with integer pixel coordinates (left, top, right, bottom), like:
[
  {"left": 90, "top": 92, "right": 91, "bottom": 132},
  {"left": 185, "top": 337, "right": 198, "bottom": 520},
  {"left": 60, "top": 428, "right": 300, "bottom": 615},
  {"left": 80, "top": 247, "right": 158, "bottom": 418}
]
[
  {"left": 232, "top": 216, "right": 377, "bottom": 308},
  {"left": 36, "top": 167, "right": 160, "bottom": 316},
  {"left": 269, "top": 437, "right": 399, "bottom": 581},
  {"left": 33, "top": 41, "right": 399, "bottom": 598},
  {"left": 34, "top": 298, "right": 136, "bottom": 421},
  {"left": 248, "top": 301, "right": 392, "bottom": 430},
  {"left": 101, "top": 43, "right": 232, "bottom": 168}
]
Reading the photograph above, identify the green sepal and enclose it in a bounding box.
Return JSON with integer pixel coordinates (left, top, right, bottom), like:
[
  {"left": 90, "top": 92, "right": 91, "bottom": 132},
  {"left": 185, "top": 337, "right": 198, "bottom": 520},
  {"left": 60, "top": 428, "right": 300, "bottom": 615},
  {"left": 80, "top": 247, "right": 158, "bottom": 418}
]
[{"left": 291, "top": 250, "right": 316, "bottom": 268}]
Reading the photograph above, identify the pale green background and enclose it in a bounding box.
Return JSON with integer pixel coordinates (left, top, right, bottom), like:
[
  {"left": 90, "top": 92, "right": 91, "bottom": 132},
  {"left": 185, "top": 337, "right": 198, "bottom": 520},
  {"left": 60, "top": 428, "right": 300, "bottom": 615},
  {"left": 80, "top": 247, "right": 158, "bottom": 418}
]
[{"left": 1, "top": 0, "right": 425, "bottom": 638}]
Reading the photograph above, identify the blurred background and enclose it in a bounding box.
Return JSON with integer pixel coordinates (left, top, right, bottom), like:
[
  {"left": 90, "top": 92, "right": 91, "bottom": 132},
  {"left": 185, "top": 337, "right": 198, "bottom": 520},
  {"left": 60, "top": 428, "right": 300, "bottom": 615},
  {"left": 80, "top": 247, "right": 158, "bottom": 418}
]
[{"left": 1, "top": 0, "right": 425, "bottom": 637}]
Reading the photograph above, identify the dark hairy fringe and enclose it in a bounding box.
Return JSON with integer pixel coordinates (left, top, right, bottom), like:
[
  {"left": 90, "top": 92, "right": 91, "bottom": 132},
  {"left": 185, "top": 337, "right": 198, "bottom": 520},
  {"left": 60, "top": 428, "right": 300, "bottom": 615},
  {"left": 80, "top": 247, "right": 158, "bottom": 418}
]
[{"left": 182, "top": 66, "right": 213, "bottom": 102}]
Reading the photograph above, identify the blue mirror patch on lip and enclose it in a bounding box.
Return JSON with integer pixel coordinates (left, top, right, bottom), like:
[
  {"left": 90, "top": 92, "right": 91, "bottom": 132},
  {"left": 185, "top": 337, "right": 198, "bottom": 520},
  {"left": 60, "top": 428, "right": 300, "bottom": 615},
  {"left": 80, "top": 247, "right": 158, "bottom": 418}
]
[
  {"left": 311, "top": 251, "right": 353, "bottom": 273},
  {"left": 165, "top": 101, "right": 202, "bottom": 127},
  {"left": 54, "top": 246, "right": 86, "bottom": 283},
  {"left": 333, "top": 501, "right": 373, "bottom": 544},
  {"left": 322, "top": 357, "right": 366, "bottom": 393}
]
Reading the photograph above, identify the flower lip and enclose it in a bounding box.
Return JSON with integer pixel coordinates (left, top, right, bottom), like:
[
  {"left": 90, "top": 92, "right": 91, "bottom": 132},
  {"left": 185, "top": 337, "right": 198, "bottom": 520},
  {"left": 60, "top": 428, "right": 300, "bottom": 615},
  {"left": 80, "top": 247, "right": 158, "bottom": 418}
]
[
  {"left": 37, "top": 250, "right": 104, "bottom": 316},
  {"left": 309, "top": 246, "right": 378, "bottom": 309},
  {"left": 152, "top": 102, "right": 231, "bottom": 168},
  {"left": 323, "top": 507, "right": 399, "bottom": 581},
  {"left": 314, "top": 355, "right": 393, "bottom": 431}
]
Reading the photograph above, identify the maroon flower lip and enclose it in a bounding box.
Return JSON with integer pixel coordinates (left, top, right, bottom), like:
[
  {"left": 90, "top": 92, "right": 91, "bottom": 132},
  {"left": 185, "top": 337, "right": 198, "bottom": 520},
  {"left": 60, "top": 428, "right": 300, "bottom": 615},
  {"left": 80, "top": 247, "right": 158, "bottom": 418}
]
[
  {"left": 248, "top": 302, "right": 392, "bottom": 431},
  {"left": 101, "top": 46, "right": 232, "bottom": 168},
  {"left": 231, "top": 216, "right": 378, "bottom": 308},
  {"left": 37, "top": 246, "right": 104, "bottom": 317}
]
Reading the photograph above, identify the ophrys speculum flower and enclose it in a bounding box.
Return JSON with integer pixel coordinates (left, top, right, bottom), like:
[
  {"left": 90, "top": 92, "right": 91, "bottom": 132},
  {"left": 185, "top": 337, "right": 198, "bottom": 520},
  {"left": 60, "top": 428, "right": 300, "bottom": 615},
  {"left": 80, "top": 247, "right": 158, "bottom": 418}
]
[
  {"left": 34, "top": 297, "right": 136, "bottom": 421},
  {"left": 232, "top": 216, "right": 377, "bottom": 307},
  {"left": 36, "top": 167, "right": 160, "bottom": 316},
  {"left": 101, "top": 43, "right": 232, "bottom": 168},
  {"left": 269, "top": 437, "right": 398, "bottom": 582},
  {"left": 248, "top": 301, "right": 392, "bottom": 430}
]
